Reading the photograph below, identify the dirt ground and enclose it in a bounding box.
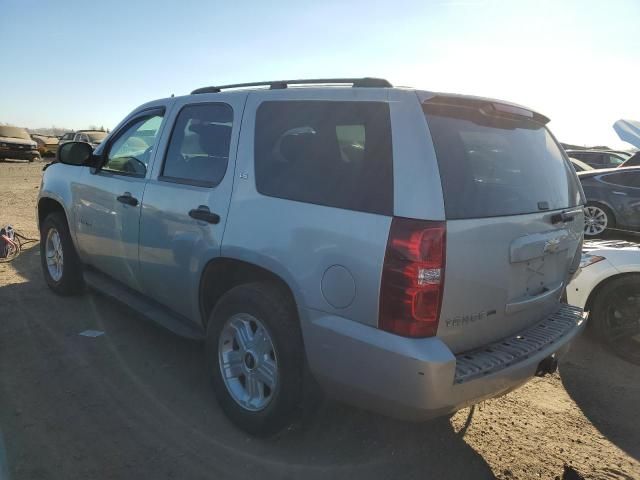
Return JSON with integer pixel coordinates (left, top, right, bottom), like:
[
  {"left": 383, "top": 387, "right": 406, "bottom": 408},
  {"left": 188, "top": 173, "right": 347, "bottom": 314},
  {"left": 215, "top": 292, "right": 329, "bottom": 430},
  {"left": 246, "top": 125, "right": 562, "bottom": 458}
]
[{"left": 0, "top": 161, "right": 639, "bottom": 480}]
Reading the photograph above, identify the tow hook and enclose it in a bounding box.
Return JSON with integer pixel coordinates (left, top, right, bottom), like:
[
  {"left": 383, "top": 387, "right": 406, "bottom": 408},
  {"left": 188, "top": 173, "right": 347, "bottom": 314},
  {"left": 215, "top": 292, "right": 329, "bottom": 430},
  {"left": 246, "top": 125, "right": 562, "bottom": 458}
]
[{"left": 535, "top": 355, "right": 558, "bottom": 377}]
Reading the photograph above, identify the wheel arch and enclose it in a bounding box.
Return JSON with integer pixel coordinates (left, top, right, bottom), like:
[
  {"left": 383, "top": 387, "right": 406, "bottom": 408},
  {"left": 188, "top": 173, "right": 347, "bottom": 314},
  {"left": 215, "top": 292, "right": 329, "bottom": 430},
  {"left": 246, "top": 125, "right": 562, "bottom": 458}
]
[
  {"left": 584, "top": 271, "right": 640, "bottom": 313},
  {"left": 38, "top": 196, "right": 68, "bottom": 228},
  {"left": 198, "top": 257, "right": 300, "bottom": 330}
]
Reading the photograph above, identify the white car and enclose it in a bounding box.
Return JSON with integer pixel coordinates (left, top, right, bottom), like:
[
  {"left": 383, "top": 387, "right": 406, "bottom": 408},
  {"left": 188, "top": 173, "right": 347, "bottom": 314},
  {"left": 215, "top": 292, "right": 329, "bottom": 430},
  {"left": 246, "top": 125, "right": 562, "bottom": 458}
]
[{"left": 568, "top": 240, "right": 640, "bottom": 364}]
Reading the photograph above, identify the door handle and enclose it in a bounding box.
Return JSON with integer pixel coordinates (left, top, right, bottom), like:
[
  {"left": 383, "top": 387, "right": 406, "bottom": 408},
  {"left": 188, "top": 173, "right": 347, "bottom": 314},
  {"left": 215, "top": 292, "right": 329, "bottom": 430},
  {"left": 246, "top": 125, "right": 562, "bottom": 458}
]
[
  {"left": 117, "top": 192, "right": 139, "bottom": 206},
  {"left": 189, "top": 205, "right": 220, "bottom": 224},
  {"left": 612, "top": 191, "right": 628, "bottom": 196}
]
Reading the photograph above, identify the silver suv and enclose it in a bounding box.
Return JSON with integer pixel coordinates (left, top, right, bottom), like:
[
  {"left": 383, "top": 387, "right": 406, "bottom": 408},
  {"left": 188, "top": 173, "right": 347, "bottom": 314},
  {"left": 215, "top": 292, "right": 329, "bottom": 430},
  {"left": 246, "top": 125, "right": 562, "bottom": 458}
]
[{"left": 38, "top": 78, "right": 587, "bottom": 435}]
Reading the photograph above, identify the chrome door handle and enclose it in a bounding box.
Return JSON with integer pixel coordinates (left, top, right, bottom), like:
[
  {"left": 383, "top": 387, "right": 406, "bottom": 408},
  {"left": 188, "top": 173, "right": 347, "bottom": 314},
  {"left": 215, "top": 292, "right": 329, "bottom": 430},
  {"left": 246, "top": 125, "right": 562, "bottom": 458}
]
[{"left": 612, "top": 191, "right": 627, "bottom": 196}]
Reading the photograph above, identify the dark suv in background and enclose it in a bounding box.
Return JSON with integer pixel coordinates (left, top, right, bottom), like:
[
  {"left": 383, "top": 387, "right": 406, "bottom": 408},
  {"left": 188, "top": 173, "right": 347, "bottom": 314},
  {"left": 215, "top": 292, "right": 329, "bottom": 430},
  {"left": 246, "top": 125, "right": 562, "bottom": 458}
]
[{"left": 567, "top": 149, "right": 629, "bottom": 169}]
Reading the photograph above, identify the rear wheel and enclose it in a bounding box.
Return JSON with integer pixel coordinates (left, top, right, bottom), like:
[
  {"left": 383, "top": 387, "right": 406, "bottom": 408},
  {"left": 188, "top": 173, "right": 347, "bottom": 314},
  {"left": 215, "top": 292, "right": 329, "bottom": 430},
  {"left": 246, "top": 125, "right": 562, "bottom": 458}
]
[
  {"left": 590, "top": 274, "right": 640, "bottom": 365},
  {"left": 584, "top": 203, "right": 614, "bottom": 237},
  {"left": 40, "top": 212, "right": 84, "bottom": 295},
  {"left": 205, "top": 282, "right": 305, "bottom": 435}
]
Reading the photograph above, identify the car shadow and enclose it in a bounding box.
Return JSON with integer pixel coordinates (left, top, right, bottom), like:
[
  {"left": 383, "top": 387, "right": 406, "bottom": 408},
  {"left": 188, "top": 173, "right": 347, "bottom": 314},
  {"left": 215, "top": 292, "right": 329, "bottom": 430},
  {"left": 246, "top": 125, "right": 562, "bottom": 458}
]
[
  {"left": 0, "top": 245, "right": 496, "bottom": 480},
  {"left": 559, "top": 333, "right": 640, "bottom": 461}
]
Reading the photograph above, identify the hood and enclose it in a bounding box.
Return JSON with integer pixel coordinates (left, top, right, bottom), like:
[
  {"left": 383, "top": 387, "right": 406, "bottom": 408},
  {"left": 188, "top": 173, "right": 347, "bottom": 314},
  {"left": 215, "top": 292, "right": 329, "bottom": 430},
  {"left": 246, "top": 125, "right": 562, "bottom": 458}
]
[
  {"left": 0, "top": 136, "right": 37, "bottom": 148},
  {"left": 613, "top": 119, "right": 640, "bottom": 149}
]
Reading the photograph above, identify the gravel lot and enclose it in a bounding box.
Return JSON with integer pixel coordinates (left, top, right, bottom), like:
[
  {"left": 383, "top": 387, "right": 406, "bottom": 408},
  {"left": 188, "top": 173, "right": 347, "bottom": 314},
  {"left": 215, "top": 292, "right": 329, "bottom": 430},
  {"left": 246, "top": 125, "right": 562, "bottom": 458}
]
[{"left": 1, "top": 160, "right": 639, "bottom": 480}]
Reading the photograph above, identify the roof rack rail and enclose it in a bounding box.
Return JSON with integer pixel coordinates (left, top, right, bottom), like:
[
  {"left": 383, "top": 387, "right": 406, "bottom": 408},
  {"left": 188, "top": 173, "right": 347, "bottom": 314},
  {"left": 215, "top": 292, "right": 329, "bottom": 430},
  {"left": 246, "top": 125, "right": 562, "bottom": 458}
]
[{"left": 191, "top": 77, "right": 392, "bottom": 95}]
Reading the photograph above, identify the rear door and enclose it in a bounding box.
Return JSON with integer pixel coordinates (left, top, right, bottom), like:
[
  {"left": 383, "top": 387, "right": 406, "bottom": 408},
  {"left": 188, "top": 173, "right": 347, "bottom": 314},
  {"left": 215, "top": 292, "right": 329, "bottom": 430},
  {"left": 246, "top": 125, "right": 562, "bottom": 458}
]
[
  {"left": 421, "top": 96, "right": 585, "bottom": 353},
  {"left": 138, "top": 94, "right": 244, "bottom": 323}
]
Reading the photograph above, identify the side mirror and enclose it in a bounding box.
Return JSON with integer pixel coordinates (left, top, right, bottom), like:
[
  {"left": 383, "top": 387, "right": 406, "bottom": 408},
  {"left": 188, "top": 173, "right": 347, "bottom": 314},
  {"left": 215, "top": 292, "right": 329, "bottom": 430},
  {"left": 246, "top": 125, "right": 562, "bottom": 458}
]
[{"left": 57, "top": 141, "right": 95, "bottom": 166}]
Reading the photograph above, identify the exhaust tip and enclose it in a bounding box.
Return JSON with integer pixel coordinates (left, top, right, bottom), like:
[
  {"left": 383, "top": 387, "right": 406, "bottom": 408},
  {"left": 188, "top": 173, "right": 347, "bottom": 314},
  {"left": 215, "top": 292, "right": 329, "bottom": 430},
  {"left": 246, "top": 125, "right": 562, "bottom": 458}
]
[{"left": 535, "top": 355, "right": 558, "bottom": 377}]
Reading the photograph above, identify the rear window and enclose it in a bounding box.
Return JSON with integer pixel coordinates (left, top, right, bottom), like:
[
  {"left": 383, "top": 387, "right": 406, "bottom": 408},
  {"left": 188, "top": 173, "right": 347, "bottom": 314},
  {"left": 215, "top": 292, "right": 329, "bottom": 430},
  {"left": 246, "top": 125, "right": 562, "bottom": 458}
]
[
  {"left": 255, "top": 101, "right": 393, "bottom": 215},
  {"left": 423, "top": 101, "right": 583, "bottom": 219}
]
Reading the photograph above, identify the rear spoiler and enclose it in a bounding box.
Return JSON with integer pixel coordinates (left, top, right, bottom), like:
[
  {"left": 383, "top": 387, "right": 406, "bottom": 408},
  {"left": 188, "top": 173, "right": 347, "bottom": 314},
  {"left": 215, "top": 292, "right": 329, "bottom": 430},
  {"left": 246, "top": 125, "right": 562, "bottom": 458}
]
[{"left": 418, "top": 91, "right": 550, "bottom": 125}]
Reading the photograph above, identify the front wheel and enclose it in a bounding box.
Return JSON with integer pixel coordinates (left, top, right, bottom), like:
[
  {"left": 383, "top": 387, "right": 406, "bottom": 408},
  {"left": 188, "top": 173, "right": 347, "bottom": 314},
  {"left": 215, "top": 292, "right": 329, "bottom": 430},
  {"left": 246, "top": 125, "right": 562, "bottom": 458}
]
[
  {"left": 40, "top": 212, "right": 84, "bottom": 295},
  {"left": 584, "top": 203, "right": 615, "bottom": 237},
  {"left": 590, "top": 274, "right": 640, "bottom": 365},
  {"left": 206, "top": 282, "right": 305, "bottom": 436}
]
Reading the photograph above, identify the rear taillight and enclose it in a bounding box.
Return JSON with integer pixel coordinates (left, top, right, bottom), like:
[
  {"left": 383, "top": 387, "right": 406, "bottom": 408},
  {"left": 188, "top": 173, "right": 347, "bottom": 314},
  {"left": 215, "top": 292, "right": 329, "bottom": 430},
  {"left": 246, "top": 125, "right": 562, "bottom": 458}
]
[{"left": 379, "top": 218, "right": 446, "bottom": 337}]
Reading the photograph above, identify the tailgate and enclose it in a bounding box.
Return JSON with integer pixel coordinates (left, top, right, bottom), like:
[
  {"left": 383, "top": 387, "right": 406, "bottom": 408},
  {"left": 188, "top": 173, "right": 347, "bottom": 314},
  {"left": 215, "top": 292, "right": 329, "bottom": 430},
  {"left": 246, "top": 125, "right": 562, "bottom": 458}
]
[
  {"left": 421, "top": 94, "right": 585, "bottom": 353},
  {"left": 438, "top": 210, "right": 583, "bottom": 353}
]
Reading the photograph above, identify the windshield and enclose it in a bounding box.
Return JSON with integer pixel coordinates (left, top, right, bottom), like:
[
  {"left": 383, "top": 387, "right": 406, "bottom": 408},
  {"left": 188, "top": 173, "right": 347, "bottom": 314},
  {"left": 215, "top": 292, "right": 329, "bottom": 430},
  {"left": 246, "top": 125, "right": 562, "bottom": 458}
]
[
  {"left": 0, "top": 126, "right": 31, "bottom": 140},
  {"left": 424, "top": 102, "right": 584, "bottom": 219},
  {"left": 85, "top": 131, "right": 107, "bottom": 143}
]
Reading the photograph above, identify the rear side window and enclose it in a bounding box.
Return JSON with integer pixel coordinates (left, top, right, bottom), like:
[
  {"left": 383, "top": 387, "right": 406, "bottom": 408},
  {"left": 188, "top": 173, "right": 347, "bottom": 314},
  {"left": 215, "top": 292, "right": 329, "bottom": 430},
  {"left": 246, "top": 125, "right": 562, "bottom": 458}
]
[
  {"left": 423, "top": 101, "right": 583, "bottom": 219},
  {"left": 601, "top": 172, "right": 640, "bottom": 188},
  {"left": 254, "top": 101, "right": 393, "bottom": 215},
  {"left": 162, "top": 103, "right": 233, "bottom": 187}
]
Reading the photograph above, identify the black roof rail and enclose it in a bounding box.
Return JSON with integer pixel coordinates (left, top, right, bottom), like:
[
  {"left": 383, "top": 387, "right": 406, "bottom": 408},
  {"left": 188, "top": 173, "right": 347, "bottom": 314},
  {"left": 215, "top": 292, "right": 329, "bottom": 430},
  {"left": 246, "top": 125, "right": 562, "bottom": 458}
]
[{"left": 191, "top": 77, "right": 392, "bottom": 95}]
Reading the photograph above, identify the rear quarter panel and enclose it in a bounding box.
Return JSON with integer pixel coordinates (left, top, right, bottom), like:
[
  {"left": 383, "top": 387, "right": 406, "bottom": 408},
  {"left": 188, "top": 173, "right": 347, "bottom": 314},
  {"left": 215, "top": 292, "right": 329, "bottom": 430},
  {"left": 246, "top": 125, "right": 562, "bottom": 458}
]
[{"left": 221, "top": 88, "right": 399, "bottom": 331}]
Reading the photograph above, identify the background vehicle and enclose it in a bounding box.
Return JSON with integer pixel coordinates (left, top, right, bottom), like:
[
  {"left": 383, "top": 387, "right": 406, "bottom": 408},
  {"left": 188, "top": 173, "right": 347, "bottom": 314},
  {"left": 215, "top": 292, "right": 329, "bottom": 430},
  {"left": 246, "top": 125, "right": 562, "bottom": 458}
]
[
  {"left": 59, "top": 129, "right": 108, "bottom": 149},
  {"left": 39, "top": 78, "right": 586, "bottom": 435},
  {"left": 620, "top": 151, "right": 640, "bottom": 168},
  {"left": 605, "top": 150, "right": 633, "bottom": 159},
  {"left": 569, "top": 157, "right": 593, "bottom": 172},
  {"left": 0, "top": 126, "right": 40, "bottom": 162},
  {"left": 568, "top": 240, "right": 640, "bottom": 365},
  {"left": 31, "top": 134, "right": 59, "bottom": 156},
  {"left": 567, "top": 149, "right": 629, "bottom": 169},
  {"left": 578, "top": 166, "right": 640, "bottom": 236}
]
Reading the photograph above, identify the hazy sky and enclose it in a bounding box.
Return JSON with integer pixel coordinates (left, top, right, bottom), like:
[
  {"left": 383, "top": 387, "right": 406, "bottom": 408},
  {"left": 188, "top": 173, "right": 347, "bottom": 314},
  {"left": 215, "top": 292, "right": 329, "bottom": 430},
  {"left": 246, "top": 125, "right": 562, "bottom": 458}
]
[{"left": 1, "top": 0, "right": 638, "bottom": 148}]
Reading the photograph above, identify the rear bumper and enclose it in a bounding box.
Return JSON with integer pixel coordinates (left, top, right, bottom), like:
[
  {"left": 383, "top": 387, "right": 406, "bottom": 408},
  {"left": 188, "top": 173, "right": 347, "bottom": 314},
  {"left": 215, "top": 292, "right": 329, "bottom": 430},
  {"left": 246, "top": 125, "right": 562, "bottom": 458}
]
[{"left": 303, "top": 303, "right": 586, "bottom": 421}]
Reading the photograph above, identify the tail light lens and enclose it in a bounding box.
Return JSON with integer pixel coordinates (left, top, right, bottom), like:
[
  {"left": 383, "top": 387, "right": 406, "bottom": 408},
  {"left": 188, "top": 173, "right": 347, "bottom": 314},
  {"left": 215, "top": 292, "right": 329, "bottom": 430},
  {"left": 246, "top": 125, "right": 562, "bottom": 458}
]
[{"left": 379, "top": 218, "right": 446, "bottom": 337}]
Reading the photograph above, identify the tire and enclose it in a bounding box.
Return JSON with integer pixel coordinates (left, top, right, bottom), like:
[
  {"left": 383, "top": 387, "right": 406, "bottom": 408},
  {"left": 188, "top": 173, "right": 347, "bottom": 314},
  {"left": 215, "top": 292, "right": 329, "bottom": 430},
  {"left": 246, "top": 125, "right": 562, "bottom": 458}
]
[
  {"left": 590, "top": 274, "right": 640, "bottom": 365},
  {"left": 206, "top": 282, "right": 305, "bottom": 436},
  {"left": 584, "top": 202, "right": 615, "bottom": 237},
  {"left": 40, "top": 212, "right": 84, "bottom": 295}
]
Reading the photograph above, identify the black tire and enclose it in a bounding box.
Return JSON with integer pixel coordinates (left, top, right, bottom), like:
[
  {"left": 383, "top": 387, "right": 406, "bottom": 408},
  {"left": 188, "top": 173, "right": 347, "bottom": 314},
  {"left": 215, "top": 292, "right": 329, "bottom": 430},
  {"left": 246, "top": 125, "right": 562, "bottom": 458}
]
[
  {"left": 590, "top": 274, "right": 640, "bottom": 365},
  {"left": 584, "top": 202, "right": 615, "bottom": 237},
  {"left": 205, "top": 282, "right": 305, "bottom": 436},
  {"left": 40, "top": 212, "right": 84, "bottom": 295}
]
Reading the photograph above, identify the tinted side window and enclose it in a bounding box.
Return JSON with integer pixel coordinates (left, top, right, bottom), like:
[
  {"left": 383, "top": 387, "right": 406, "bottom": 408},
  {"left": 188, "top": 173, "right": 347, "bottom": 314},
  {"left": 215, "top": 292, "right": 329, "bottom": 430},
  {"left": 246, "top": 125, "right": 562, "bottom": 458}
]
[
  {"left": 103, "top": 113, "right": 164, "bottom": 176},
  {"left": 254, "top": 101, "right": 393, "bottom": 215},
  {"left": 602, "top": 172, "right": 640, "bottom": 188},
  {"left": 606, "top": 154, "right": 625, "bottom": 167},
  {"left": 161, "top": 103, "right": 233, "bottom": 186}
]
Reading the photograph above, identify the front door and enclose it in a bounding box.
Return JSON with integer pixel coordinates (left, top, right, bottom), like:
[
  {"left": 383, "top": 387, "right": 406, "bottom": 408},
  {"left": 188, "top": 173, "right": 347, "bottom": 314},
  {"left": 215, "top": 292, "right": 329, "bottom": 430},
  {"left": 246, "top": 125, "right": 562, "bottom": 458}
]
[
  {"left": 138, "top": 96, "right": 243, "bottom": 322},
  {"left": 74, "top": 109, "right": 166, "bottom": 290}
]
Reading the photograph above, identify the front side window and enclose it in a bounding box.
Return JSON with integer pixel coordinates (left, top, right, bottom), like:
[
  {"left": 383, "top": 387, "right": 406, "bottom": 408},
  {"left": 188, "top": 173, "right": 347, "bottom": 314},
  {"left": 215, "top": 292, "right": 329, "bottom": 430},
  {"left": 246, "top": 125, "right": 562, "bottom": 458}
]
[
  {"left": 254, "top": 101, "right": 393, "bottom": 215},
  {"left": 103, "top": 113, "right": 164, "bottom": 176},
  {"left": 161, "top": 103, "right": 233, "bottom": 186}
]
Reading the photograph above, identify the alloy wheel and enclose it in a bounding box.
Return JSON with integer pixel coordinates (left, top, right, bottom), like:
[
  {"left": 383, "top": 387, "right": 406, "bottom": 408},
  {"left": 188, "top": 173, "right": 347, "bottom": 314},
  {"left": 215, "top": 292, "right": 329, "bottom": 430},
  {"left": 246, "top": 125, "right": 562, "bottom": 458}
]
[
  {"left": 45, "top": 227, "right": 64, "bottom": 282},
  {"left": 584, "top": 206, "right": 608, "bottom": 236},
  {"left": 218, "top": 313, "right": 278, "bottom": 412}
]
